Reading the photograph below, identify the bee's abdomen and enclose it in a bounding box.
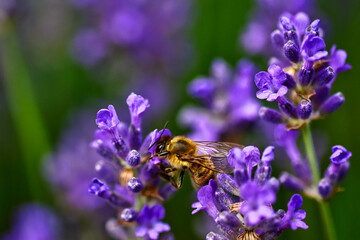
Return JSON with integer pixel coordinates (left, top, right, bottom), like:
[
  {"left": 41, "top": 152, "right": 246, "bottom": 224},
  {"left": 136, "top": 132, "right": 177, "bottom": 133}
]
[{"left": 189, "top": 164, "right": 214, "bottom": 189}]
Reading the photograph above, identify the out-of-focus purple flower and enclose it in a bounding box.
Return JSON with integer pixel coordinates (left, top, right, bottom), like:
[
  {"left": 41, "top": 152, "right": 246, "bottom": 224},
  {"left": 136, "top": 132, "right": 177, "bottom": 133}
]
[
  {"left": 240, "top": 0, "right": 315, "bottom": 56},
  {"left": 2, "top": 204, "right": 61, "bottom": 240},
  {"left": 71, "top": 29, "right": 107, "bottom": 67},
  {"left": 70, "top": 0, "right": 191, "bottom": 73},
  {"left": 180, "top": 59, "right": 259, "bottom": 141},
  {"left": 193, "top": 146, "right": 308, "bottom": 239},
  {"left": 255, "top": 13, "right": 350, "bottom": 129},
  {"left": 329, "top": 45, "right": 352, "bottom": 74},
  {"left": 274, "top": 124, "right": 312, "bottom": 184},
  {"left": 45, "top": 112, "right": 108, "bottom": 210},
  {"left": 135, "top": 204, "right": 171, "bottom": 239}
]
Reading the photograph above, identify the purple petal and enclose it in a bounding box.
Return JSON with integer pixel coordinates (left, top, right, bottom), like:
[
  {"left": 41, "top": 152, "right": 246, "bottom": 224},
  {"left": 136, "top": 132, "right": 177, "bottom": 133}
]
[
  {"left": 268, "top": 65, "right": 287, "bottom": 87},
  {"left": 261, "top": 146, "right": 275, "bottom": 163},
  {"left": 254, "top": 71, "right": 271, "bottom": 89},
  {"left": 96, "top": 105, "right": 119, "bottom": 130},
  {"left": 293, "top": 12, "right": 310, "bottom": 35},
  {"left": 256, "top": 89, "right": 272, "bottom": 100},
  {"left": 126, "top": 93, "right": 150, "bottom": 129},
  {"left": 330, "top": 145, "right": 352, "bottom": 165},
  {"left": 287, "top": 194, "right": 303, "bottom": 210}
]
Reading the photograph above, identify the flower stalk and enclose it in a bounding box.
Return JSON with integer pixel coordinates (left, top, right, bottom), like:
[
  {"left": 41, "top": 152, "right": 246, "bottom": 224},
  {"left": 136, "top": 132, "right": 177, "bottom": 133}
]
[{"left": 302, "top": 123, "right": 337, "bottom": 240}]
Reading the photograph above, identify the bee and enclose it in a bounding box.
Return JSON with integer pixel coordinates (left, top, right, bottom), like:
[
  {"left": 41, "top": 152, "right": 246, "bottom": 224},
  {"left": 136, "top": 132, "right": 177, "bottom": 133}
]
[{"left": 149, "top": 130, "right": 242, "bottom": 190}]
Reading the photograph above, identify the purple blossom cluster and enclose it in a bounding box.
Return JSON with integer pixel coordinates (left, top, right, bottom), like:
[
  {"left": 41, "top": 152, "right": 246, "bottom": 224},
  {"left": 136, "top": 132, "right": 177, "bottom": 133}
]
[
  {"left": 271, "top": 124, "right": 352, "bottom": 201},
  {"left": 70, "top": 0, "right": 191, "bottom": 71},
  {"left": 255, "top": 12, "right": 351, "bottom": 130},
  {"left": 89, "top": 93, "right": 176, "bottom": 239},
  {"left": 240, "top": 0, "right": 314, "bottom": 55},
  {"left": 192, "top": 146, "right": 308, "bottom": 240},
  {"left": 1, "top": 204, "right": 61, "bottom": 240},
  {"left": 179, "top": 59, "right": 260, "bottom": 141}
]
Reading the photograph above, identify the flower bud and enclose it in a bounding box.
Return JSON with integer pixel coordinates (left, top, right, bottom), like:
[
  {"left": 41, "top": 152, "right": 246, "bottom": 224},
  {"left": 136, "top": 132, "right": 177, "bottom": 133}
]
[
  {"left": 120, "top": 208, "right": 137, "bottom": 222},
  {"left": 297, "top": 100, "right": 312, "bottom": 119},
  {"left": 126, "top": 150, "right": 141, "bottom": 167},
  {"left": 259, "top": 107, "right": 284, "bottom": 123},
  {"left": 127, "top": 177, "right": 143, "bottom": 193},
  {"left": 319, "top": 92, "right": 345, "bottom": 115},
  {"left": 299, "top": 67, "right": 314, "bottom": 86},
  {"left": 318, "top": 178, "right": 332, "bottom": 199},
  {"left": 283, "top": 73, "right": 297, "bottom": 89},
  {"left": 217, "top": 174, "right": 240, "bottom": 196},
  {"left": 313, "top": 66, "right": 335, "bottom": 86},
  {"left": 284, "top": 40, "right": 300, "bottom": 63},
  {"left": 277, "top": 97, "right": 298, "bottom": 119},
  {"left": 279, "top": 172, "right": 304, "bottom": 192},
  {"left": 215, "top": 211, "right": 241, "bottom": 228},
  {"left": 271, "top": 29, "right": 284, "bottom": 50}
]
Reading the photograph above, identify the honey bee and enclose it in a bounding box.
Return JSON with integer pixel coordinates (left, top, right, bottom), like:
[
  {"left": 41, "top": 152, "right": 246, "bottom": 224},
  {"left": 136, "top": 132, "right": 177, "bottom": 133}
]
[{"left": 149, "top": 131, "right": 242, "bottom": 190}]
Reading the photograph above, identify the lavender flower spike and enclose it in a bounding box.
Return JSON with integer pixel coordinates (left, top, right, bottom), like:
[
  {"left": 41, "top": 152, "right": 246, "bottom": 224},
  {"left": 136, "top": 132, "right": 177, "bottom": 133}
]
[
  {"left": 255, "top": 12, "right": 350, "bottom": 128},
  {"left": 318, "top": 145, "right": 352, "bottom": 199},
  {"left": 89, "top": 93, "right": 174, "bottom": 239},
  {"left": 193, "top": 146, "right": 308, "bottom": 239}
]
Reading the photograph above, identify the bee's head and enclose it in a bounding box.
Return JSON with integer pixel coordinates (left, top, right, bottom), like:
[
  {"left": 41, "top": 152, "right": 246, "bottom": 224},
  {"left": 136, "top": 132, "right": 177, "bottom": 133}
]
[
  {"left": 154, "top": 136, "right": 171, "bottom": 157},
  {"left": 148, "top": 122, "right": 171, "bottom": 158},
  {"left": 155, "top": 141, "right": 165, "bottom": 154}
]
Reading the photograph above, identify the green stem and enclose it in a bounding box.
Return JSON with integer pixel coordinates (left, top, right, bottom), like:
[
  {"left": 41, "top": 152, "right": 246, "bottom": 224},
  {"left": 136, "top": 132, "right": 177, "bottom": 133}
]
[
  {"left": 301, "top": 123, "right": 337, "bottom": 240},
  {"left": 1, "top": 21, "right": 50, "bottom": 201}
]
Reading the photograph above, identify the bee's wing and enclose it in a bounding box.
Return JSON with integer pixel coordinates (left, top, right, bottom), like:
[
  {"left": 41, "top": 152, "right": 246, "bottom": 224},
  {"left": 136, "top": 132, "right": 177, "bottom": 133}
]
[
  {"left": 194, "top": 141, "right": 243, "bottom": 156},
  {"left": 182, "top": 141, "right": 243, "bottom": 173}
]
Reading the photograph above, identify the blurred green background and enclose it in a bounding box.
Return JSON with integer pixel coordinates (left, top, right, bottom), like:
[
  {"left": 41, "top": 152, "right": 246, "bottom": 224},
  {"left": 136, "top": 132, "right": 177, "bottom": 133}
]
[{"left": 1, "top": 0, "right": 359, "bottom": 239}]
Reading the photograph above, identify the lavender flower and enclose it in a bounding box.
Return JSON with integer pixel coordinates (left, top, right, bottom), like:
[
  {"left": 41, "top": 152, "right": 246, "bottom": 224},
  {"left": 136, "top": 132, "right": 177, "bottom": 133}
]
[
  {"left": 179, "top": 59, "right": 260, "bottom": 141},
  {"left": 1, "top": 204, "right": 61, "bottom": 240},
  {"left": 89, "top": 93, "right": 174, "bottom": 239},
  {"left": 276, "top": 128, "right": 352, "bottom": 200},
  {"left": 255, "top": 13, "right": 350, "bottom": 130},
  {"left": 192, "top": 146, "right": 308, "bottom": 239},
  {"left": 318, "top": 146, "right": 351, "bottom": 199},
  {"left": 240, "top": 0, "right": 315, "bottom": 55}
]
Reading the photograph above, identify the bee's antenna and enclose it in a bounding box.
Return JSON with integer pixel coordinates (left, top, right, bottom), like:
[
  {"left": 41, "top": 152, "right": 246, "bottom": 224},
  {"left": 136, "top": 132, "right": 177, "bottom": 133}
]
[{"left": 148, "top": 121, "right": 169, "bottom": 151}]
